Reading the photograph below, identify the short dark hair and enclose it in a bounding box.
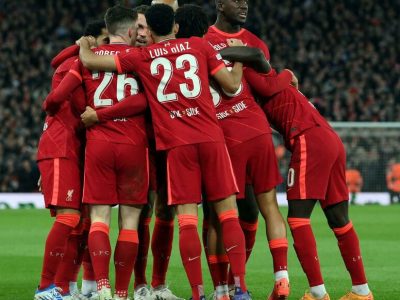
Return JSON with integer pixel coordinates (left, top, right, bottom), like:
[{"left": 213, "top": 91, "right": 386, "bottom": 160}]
[
  {"left": 175, "top": 4, "right": 209, "bottom": 38},
  {"left": 104, "top": 5, "right": 138, "bottom": 35},
  {"left": 84, "top": 20, "right": 106, "bottom": 37},
  {"left": 145, "top": 4, "right": 174, "bottom": 37},
  {"left": 134, "top": 4, "right": 150, "bottom": 14}
]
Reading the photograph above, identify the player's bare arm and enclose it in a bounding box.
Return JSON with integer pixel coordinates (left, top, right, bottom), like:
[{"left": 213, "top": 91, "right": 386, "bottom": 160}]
[
  {"left": 220, "top": 39, "right": 271, "bottom": 73},
  {"left": 78, "top": 37, "right": 117, "bottom": 71}
]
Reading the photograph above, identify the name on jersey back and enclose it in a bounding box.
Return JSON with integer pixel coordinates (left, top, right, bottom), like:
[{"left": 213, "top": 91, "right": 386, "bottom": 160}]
[{"left": 149, "top": 41, "right": 191, "bottom": 59}]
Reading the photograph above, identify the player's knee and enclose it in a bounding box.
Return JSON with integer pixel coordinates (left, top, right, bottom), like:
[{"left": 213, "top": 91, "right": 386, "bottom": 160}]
[
  {"left": 287, "top": 199, "right": 316, "bottom": 218},
  {"left": 155, "top": 204, "right": 175, "bottom": 221},
  {"left": 237, "top": 198, "right": 259, "bottom": 222},
  {"left": 324, "top": 201, "right": 349, "bottom": 228}
]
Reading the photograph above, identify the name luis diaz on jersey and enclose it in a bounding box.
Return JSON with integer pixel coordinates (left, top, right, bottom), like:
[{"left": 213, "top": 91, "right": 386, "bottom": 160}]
[
  {"left": 216, "top": 101, "right": 247, "bottom": 120},
  {"left": 150, "top": 41, "right": 191, "bottom": 58}
]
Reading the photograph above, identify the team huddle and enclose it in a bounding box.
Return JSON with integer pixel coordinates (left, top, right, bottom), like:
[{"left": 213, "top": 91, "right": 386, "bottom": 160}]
[{"left": 35, "top": 1, "right": 374, "bottom": 300}]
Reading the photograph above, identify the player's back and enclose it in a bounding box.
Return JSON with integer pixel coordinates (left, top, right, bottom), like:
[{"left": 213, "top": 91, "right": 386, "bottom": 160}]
[
  {"left": 37, "top": 56, "right": 83, "bottom": 162},
  {"left": 204, "top": 26, "right": 272, "bottom": 147},
  {"left": 81, "top": 43, "right": 147, "bottom": 146},
  {"left": 263, "top": 86, "right": 331, "bottom": 149},
  {"left": 119, "top": 37, "right": 225, "bottom": 150}
]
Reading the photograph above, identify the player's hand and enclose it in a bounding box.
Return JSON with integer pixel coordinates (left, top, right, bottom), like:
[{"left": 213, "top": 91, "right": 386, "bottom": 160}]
[
  {"left": 227, "top": 38, "right": 244, "bottom": 47},
  {"left": 284, "top": 69, "right": 299, "bottom": 89},
  {"left": 76, "top": 36, "right": 95, "bottom": 49},
  {"left": 81, "top": 106, "right": 99, "bottom": 127}
]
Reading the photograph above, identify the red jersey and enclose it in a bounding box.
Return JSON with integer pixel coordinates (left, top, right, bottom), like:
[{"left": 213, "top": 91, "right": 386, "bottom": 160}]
[
  {"left": 205, "top": 26, "right": 272, "bottom": 147},
  {"left": 72, "top": 43, "right": 147, "bottom": 146},
  {"left": 37, "top": 56, "right": 85, "bottom": 162},
  {"left": 245, "top": 70, "right": 331, "bottom": 150},
  {"left": 115, "top": 37, "right": 226, "bottom": 150}
]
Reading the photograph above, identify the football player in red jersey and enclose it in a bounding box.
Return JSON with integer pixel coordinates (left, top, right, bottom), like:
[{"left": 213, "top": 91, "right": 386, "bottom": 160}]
[
  {"left": 47, "top": 6, "right": 150, "bottom": 300},
  {"left": 81, "top": 5, "right": 183, "bottom": 299},
  {"left": 202, "top": 1, "right": 290, "bottom": 299},
  {"left": 79, "top": 4, "right": 251, "bottom": 300},
  {"left": 35, "top": 21, "right": 108, "bottom": 300},
  {"left": 244, "top": 59, "right": 374, "bottom": 300}
]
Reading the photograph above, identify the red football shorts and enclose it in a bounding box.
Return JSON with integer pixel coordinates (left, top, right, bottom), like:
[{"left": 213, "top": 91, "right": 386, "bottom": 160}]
[
  {"left": 166, "top": 142, "right": 238, "bottom": 205},
  {"left": 287, "top": 126, "right": 349, "bottom": 208},
  {"left": 38, "top": 158, "right": 82, "bottom": 211},
  {"left": 83, "top": 140, "right": 149, "bottom": 206},
  {"left": 229, "top": 134, "right": 283, "bottom": 199}
]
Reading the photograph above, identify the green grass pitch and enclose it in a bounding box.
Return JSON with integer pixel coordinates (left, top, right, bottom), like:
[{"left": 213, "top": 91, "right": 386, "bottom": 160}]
[{"left": 0, "top": 205, "right": 399, "bottom": 299}]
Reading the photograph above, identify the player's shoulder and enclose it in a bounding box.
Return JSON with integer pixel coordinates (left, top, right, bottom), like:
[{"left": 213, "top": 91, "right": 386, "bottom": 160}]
[{"left": 55, "top": 55, "right": 78, "bottom": 74}]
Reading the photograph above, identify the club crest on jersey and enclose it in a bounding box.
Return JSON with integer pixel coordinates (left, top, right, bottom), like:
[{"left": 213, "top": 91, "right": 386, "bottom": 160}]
[{"left": 66, "top": 189, "right": 74, "bottom": 202}]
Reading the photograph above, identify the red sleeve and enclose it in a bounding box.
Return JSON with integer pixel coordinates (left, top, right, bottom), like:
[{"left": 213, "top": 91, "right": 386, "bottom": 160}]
[
  {"left": 97, "top": 93, "right": 148, "bottom": 122},
  {"left": 51, "top": 45, "right": 79, "bottom": 69},
  {"left": 256, "top": 39, "right": 270, "bottom": 61},
  {"left": 245, "top": 68, "right": 292, "bottom": 98},
  {"left": 70, "top": 86, "right": 86, "bottom": 114},
  {"left": 203, "top": 40, "right": 225, "bottom": 75},
  {"left": 43, "top": 61, "right": 82, "bottom": 115},
  {"left": 114, "top": 48, "right": 141, "bottom": 74}
]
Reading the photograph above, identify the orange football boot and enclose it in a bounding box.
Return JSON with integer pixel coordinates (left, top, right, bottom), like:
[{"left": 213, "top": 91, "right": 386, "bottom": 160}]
[
  {"left": 339, "top": 292, "right": 374, "bottom": 300},
  {"left": 267, "top": 278, "right": 290, "bottom": 300},
  {"left": 300, "top": 292, "right": 330, "bottom": 300}
]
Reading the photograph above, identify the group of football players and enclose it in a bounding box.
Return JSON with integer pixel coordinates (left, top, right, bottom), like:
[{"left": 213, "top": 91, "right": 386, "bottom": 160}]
[{"left": 34, "top": 1, "right": 374, "bottom": 300}]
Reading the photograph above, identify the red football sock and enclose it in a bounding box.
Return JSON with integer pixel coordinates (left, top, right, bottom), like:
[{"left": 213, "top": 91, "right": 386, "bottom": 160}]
[
  {"left": 269, "top": 238, "right": 288, "bottom": 273},
  {"left": 178, "top": 215, "right": 204, "bottom": 300},
  {"left": 88, "top": 222, "right": 111, "bottom": 290},
  {"left": 115, "top": 229, "right": 139, "bottom": 298},
  {"left": 134, "top": 217, "right": 151, "bottom": 288},
  {"left": 240, "top": 219, "right": 258, "bottom": 261},
  {"left": 333, "top": 222, "right": 367, "bottom": 285},
  {"left": 219, "top": 210, "right": 247, "bottom": 292},
  {"left": 82, "top": 241, "right": 96, "bottom": 281},
  {"left": 151, "top": 218, "right": 174, "bottom": 288},
  {"left": 54, "top": 231, "right": 80, "bottom": 294},
  {"left": 288, "top": 218, "right": 323, "bottom": 286},
  {"left": 71, "top": 231, "right": 87, "bottom": 282},
  {"left": 39, "top": 213, "right": 80, "bottom": 290},
  {"left": 208, "top": 255, "right": 229, "bottom": 288}
]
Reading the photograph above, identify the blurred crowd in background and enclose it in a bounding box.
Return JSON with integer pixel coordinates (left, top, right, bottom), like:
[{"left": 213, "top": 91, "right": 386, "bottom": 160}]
[{"left": 0, "top": 0, "right": 399, "bottom": 192}]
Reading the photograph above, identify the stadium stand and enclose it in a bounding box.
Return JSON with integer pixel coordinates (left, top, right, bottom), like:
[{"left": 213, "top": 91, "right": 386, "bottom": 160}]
[{"left": 0, "top": 0, "right": 398, "bottom": 192}]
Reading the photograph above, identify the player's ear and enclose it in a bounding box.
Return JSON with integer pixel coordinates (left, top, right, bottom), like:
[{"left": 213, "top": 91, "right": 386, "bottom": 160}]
[
  {"left": 216, "top": 0, "right": 224, "bottom": 13},
  {"left": 173, "top": 23, "right": 179, "bottom": 35}
]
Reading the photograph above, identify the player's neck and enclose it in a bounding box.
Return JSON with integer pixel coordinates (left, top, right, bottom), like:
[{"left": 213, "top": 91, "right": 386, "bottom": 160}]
[
  {"left": 109, "top": 35, "right": 129, "bottom": 45},
  {"left": 214, "top": 16, "right": 241, "bottom": 34},
  {"left": 154, "top": 33, "right": 176, "bottom": 44}
]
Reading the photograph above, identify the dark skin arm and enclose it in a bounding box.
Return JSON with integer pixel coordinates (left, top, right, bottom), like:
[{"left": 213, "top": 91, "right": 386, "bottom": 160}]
[{"left": 220, "top": 46, "right": 271, "bottom": 74}]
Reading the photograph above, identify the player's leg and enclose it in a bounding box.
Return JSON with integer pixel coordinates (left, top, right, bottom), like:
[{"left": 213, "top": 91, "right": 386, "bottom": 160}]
[
  {"left": 246, "top": 133, "right": 289, "bottom": 299},
  {"left": 200, "top": 142, "right": 248, "bottom": 298},
  {"left": 133, "top": 202, "right": 153, "bottom": 296},
  {"left": 286, "top": 130, "right": 334, "bottom": 300},
  {"left": 114, "top": 143, "right": 149, "bottom": 300},
  {"left": 80, "top": 211, "right": 98, "bottom": 299},
  {"left": 149, "top": 151, "right": 181, "bottom": 300},
  {"left": 35, "top": 158, "right": 81, "bottom": 299},
  {"left": 84, "top": 140, "right": 118, "bottom": 299},
  {"left": 114, "top": 204, "right": 142, "bottom": 300},
  {"left": 166, "top": 145, "right": 204, "bottom": 300},
  {"left": 206, "top": 209, "right": 230, "bottom": 300},
  {"left": 323, "top": 138, "right": 373, "bottom": 300}
]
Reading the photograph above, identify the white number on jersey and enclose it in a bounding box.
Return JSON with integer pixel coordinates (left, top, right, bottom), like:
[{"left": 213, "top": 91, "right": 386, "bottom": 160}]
[
  {"left": 92, "top": 71, "right": 139, "bottom": 107},
  {"left": 150, "top": 54, "right": 201, "bottom": 103}
]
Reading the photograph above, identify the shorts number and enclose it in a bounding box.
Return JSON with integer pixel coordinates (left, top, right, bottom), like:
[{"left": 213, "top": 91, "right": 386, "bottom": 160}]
[
  {"left": 150, "top": 54, "right": 201, "bottom": 103},
  {"left": 92, "top": 72, "right": 139, "bottom": 107},
  {"left": 287, "top": 168, "right": 295, "bottom": 187}
]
